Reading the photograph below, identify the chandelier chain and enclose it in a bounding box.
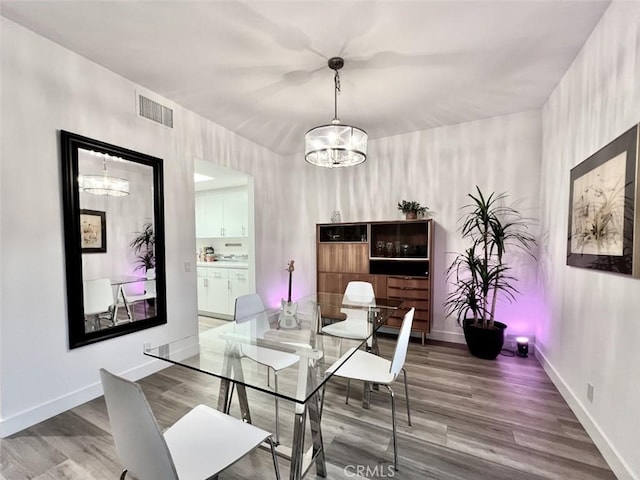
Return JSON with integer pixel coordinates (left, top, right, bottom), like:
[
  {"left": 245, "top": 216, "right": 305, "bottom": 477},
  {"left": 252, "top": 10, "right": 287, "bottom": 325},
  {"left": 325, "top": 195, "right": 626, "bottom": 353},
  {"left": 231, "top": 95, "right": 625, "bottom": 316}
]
[{"left": 334, "top": 70, "right": 341, "bottom": 122}]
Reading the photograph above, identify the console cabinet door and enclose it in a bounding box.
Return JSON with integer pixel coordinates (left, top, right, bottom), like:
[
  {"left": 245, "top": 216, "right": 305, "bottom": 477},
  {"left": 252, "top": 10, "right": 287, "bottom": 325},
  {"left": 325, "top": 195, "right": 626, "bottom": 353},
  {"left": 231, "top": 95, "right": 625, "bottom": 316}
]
[{"left": 317, "top": 244, "right": 368, "bottom": 273}]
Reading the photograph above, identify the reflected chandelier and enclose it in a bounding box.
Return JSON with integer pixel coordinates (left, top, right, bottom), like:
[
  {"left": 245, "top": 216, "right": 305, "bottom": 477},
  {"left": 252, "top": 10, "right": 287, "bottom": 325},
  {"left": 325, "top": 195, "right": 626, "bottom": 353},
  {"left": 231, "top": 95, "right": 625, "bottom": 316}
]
[
  {"left": 78, "top": 154, "right": 129, "bottom": 197},
  {"left": 305, "top": 57, "right": 367, "bottom": 168}
]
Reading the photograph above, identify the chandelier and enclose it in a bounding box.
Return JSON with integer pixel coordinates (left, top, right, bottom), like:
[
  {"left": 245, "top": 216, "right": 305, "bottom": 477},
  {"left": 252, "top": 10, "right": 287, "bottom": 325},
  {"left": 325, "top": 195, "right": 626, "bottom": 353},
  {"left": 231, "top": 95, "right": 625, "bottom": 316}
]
[
  {"left": 305, "top": 57, "right": 367, "bottom": 168},
  {"left": 78, "top": 154, "right": 129, "bottom": 197}
]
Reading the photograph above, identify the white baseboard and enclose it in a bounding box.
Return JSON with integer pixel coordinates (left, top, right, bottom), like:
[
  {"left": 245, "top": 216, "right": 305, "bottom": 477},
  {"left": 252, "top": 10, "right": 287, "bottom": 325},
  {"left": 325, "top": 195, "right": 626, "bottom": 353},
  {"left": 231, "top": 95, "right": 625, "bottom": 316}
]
[
  {"left": 427, "top": 329, "right": 465, "bottom": 344},
  {"left": 535, "top": 346, "right": 638, "bottom": 480},
  {"left": 0, "top": 359, "right": 167, "bottom": 438}
]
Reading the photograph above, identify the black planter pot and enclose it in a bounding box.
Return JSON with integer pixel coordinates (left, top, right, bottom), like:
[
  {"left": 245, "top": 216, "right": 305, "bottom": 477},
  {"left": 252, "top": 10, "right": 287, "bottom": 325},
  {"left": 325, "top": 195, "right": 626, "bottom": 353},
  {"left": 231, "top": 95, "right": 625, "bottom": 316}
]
[{"left": 463, "top": 319, "right": 507, "bottom": 360}]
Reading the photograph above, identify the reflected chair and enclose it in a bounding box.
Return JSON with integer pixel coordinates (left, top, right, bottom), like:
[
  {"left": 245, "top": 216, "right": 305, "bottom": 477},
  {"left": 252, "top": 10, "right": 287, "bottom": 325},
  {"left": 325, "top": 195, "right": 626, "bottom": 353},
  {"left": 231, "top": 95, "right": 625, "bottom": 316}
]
[
  {"left": 83, "top": 278, "right": 115, "bottom": 331},
  {"left": 321, "top": 281, "right": 376, "bottom": 352},
  {"left": 325, "top": 307, "right": 415, "bottom": 471},
  {"left": 233, "top": 293, "right": 299, "bottom": 444},
  {"left": 100, "top": 368, "right": 280, "bottom": 480},
  {"left": 122, "top": 280, "right": 156, "bottom": 320}
]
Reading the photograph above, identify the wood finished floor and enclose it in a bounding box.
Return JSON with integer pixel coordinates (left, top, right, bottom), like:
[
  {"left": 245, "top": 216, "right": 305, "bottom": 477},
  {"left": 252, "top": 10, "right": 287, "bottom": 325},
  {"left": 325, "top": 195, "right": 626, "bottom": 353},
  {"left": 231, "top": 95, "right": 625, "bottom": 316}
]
[{"left": 0, "top": 317, "right": 617, "bottom": 480}]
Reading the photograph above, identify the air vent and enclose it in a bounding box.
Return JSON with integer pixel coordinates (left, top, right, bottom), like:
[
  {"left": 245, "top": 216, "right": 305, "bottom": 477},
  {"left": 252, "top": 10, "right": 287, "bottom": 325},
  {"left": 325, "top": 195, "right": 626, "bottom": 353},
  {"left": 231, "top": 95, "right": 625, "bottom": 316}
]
[{"left": 138, "top": 94, "right": 173, "bottom": 128}]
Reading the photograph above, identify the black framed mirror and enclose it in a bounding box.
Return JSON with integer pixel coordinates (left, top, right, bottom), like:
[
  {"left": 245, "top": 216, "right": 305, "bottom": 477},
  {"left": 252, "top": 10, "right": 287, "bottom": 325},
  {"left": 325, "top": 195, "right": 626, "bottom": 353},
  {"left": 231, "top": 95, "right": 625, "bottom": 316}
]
[{"left": 61, "top": 130, "right": 166, "bottom": 349}]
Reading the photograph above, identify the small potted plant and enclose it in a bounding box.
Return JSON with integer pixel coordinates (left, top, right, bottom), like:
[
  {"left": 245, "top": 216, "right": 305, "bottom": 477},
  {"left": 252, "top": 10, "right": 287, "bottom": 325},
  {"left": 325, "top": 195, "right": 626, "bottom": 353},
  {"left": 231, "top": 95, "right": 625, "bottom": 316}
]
[
  {"left": 397, "top": 200, "right": 428, "bottom": 220},
  {"left": 444, "top": 186, "right": 536, "bottom": 359}
]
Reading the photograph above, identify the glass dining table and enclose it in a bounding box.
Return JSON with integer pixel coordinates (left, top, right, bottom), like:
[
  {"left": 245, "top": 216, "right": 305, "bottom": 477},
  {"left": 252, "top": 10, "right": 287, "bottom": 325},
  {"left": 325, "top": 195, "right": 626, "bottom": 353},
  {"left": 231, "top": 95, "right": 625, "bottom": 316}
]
[{"left": 144, "top": 292, "right": 404, "bottom": 480}]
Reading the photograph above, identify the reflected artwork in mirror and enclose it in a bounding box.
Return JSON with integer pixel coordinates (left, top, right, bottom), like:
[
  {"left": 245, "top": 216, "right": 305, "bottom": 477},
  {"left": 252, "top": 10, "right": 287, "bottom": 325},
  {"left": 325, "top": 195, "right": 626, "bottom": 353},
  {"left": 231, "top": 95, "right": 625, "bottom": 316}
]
[{"left": 61, "top": 131, "right": 166, "bottom": 349}]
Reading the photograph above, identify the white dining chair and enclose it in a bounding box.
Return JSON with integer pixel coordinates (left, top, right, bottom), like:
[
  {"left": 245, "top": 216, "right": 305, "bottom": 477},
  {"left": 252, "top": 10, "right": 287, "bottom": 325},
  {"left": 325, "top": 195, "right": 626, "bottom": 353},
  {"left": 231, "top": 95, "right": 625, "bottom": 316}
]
[
  {"left": 232, "top": 293, "right": 299, "bottom": 444},
  {"left": 321, "top": 281, "right": 376, "bottom": 352},
  {"left": 100, "top": 368, "right": 280, "bottom": 480},
  {"left": 325, "top": 307, "right": 415, "bottom": 471},
  {"left": 83, "top": 278, "right": 115, "bottom": 331},
  {"left": 122, "top": 280, "right": 156, "bottom": 320}
]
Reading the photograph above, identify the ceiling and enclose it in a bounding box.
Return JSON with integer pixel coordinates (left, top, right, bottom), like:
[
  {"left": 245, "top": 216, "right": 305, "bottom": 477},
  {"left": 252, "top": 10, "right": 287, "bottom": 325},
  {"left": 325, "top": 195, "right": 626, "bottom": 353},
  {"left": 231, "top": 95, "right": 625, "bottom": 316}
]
[
  {"left": 2, "top": 1, "right": 611, "bottom": 156},
  {"left": 194, "top": 159, "right": 248, "bottom": 191}
]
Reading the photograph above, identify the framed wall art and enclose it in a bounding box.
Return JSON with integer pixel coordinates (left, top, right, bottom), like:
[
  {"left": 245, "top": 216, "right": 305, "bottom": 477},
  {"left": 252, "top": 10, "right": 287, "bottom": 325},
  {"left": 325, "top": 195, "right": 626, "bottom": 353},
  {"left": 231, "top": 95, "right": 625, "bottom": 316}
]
[
  {"left": 567, "top": 123, "right": 640, "bottom": 277},
  {"left": 80, "top": 209, "right": 107, "bottom": 253}
]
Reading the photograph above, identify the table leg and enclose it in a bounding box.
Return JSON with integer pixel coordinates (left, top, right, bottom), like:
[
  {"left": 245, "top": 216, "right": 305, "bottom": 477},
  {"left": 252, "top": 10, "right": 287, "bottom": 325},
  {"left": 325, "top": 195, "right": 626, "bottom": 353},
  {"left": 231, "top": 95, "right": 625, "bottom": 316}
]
[
  {"left": 217, "top": 348, "right": 233, "bottom": 413},
  {"left": 290, "top": 407, "right": 307, "bottom": 480},
  {"left": 217, "top": 378, "right": 232, "bottom": 413},
  {"left": 216, "top": 345, "right": 252, "bottom": 423},
  {"left": 308, "top": 375, "right": 326, "bottom": 477},
  {"left": 288, "top": 344, "right": 326, "bottom": 480}
]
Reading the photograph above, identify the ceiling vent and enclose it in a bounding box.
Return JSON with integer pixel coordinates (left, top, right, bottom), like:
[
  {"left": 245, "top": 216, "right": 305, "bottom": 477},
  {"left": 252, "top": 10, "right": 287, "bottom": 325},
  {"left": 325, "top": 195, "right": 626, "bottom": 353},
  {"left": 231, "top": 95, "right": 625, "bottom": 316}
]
[{"left": 137, "top": 93, "right": 173, "bottom": 128}]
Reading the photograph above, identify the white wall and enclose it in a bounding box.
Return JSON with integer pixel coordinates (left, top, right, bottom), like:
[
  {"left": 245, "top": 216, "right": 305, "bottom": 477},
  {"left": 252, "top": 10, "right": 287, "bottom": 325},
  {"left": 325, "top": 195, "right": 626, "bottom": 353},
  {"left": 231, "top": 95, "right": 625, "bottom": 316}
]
[
  {"left": 538, "top": 2, "right": 640, "bottom": 479},
  {"left": 287, "top": 110, "right": 543, "bottom": 343}
]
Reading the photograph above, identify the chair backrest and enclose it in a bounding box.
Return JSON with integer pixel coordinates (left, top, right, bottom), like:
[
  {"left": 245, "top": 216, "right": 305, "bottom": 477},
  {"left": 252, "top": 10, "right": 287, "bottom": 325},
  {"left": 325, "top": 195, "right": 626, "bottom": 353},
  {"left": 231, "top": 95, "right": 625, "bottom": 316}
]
[
  {"left": 340, "top": 281, "right": 375, "bottom": 325},
  {"left": 342, "top": 281, "right": 375, "bottom": 305},
  {"left": 83, "top": 278, "right": 114, "bottom": 315},
  {"left": 100, "top": 369, "right": 178, "bottom": 480},
  {"left": 144, "top": 279, "right": 157, "bottom": 296},
  {"left": 122, "top": 280, "right": 156, "bottom": 299},
  {"left": 234, "top": 293, "right": 269, "bottom": 337},
  {"left": 390, "top": 308, "right": 415, "bottom": 378}
]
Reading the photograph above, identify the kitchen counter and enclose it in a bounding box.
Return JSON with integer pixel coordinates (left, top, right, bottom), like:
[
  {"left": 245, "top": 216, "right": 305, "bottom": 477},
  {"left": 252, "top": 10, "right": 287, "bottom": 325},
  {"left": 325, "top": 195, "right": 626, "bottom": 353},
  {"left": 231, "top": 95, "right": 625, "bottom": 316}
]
[{"left": 197, "top": 261, "right": 248, "bottom": 269}]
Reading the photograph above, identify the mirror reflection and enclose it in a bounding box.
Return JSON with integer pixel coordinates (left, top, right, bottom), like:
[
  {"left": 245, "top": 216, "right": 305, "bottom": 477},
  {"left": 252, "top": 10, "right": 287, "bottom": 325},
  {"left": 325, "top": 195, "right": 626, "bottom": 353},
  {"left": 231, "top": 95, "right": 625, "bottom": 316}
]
[
  {"left": 79, "top": 148, "right": 156, "bottom": 332},
  {"left": 61, "top": 131, "right": 166, "bottom": 348}
]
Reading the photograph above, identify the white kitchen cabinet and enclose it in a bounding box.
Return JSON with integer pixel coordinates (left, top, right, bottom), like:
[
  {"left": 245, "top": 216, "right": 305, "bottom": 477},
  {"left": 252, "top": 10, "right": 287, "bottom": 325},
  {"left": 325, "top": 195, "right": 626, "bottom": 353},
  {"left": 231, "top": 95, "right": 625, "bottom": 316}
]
[
  {"left": 195, "top": 194, "right": 224, "bottom": 238},
  {"left": 197, "top": 266, "right": 249, "bottom": 316},
  {"left": 228, "top": 269, "right": 249, "bottom": 305},
  {"left": 223, "top": 190, "right": 248, "bottom": 237},
  {"left": 196, "top": 272, "right": 208, "bottom": 311},
  {"left": 208, "top": 268, "right": 229, "bottom": 314},
  {"left": 195, "top": 188, "right": 248, "bottom": 238}
]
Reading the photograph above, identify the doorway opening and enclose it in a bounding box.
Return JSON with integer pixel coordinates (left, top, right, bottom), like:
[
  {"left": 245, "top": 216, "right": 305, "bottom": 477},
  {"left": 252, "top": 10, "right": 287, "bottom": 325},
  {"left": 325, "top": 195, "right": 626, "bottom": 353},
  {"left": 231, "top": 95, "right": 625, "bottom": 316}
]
[{"left": 193, "top": 159, "right": 255, "bottom": 321}]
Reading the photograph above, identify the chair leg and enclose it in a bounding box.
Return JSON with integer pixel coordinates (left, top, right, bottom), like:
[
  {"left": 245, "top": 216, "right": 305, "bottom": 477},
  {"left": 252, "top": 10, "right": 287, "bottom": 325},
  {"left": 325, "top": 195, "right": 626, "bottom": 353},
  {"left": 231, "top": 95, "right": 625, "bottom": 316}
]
[
  {"left": 402, "top": 367, "right": 412, "bottom": 426},
  {"left": 384, "top": 385, "right": 398, "bottom": 471},
  {"left": 119, "top": 469, "right": 128, "bottom": 480},
  {"left": 267, "top": 437, "right": 282, "bottom": 480},
  {"left": 345, "top": 378, "right": 351, "bottom": 404},
  {"left": 273, "top": 369, "right": 280, "bottom": 445},
  {"left": 320, "top": 383, "right": 327, "bottom": 418}
]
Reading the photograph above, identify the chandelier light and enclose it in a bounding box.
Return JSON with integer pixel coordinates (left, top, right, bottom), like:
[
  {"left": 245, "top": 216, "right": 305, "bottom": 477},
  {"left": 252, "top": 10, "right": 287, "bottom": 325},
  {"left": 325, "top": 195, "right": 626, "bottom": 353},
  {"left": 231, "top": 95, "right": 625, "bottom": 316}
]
[
  {"left": 78, "top": 154, "right": 129, "bottom": 197},
  {"left": 305, "top": 57, "right": 367, "bottom": 168}
]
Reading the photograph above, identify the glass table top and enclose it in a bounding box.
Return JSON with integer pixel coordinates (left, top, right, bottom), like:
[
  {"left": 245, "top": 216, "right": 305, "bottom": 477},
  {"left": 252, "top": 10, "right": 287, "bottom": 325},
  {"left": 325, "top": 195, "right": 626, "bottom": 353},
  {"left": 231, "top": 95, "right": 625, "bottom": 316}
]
[{"left": 144, "top": 292, "right": 404, "bottom": 404}]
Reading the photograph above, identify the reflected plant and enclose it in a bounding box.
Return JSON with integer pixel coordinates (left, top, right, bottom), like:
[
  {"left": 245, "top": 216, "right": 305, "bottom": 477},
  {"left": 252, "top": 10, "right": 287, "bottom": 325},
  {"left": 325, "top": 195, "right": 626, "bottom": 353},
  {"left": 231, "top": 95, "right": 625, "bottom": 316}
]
[{"left": 130, "top": 222, "right": 155, "bottom": 273}]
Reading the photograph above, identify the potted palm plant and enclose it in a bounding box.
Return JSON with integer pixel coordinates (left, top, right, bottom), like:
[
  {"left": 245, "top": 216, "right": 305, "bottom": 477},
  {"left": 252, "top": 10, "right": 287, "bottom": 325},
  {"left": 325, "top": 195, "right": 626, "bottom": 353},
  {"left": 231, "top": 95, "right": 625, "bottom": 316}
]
[
  {"left": 130, "top": 222, "right": 155, "bottom": 277},
  {"left": 397, "top": 200, "right": 428, "bottom": 220},
  {"left": 444, "top": 186, "right": 536, "bottom": 359}
]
